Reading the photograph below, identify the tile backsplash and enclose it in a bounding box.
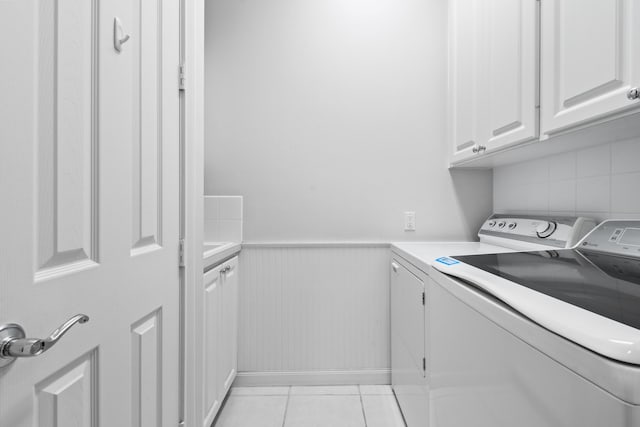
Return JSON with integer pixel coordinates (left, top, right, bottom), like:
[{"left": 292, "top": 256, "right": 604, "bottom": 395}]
[
  {"left": 204, "top": 196, "right": 243, "bottom": 242},
  {"left": 494, "top": 137, "right": 640, "bottom": 222}
]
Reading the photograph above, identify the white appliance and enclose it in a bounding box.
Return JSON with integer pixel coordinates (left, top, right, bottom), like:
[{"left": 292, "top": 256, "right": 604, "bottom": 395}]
[
  {"left": 429, "top": 219, "right": 640, "bottom": 427},
  {"left": 390, "top": 214, "right": 596, "bottom": 427}
]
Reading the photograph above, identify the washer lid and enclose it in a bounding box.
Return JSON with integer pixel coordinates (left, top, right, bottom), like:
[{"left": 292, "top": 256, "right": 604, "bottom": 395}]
[
  {"left": 453, "top": 249, "right": 640, "bottom": 331},
  {"left": 433, "top": 250, "right": 640, "bottom": 365}
]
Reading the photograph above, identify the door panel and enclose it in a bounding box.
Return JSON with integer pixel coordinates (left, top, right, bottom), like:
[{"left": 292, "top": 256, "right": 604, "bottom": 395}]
[
  {"left": 449, "top": 0, "right": 483, "bottom": 162},
  {"left": 202, "top": 257, "right": 239, "bottom": 425},
  {"left": 203, "top": 267, "right": 222, "bottom": 427},
  {"left": 36, "top": 0, "right": 98, "bottom": 278},
  {"left": 391, "top": 258, "right": 427, "bottom": 427},
  {"left": 483, "top": 0, "right": 538, "bottom": 151},
  {"left": 541, "top": 0, "right": 640, "bottom": 134},
  {"left": 36, "top": 351, "right": 98, "bottom": 427},
  {"left": 562, "top": 1, "right": 618, "bottom": 101},
  {"left": 131, "top": 0, "right": 163, "bottom": 251},
  {"left": 391, "top": 259, "right": 424, "bottom": 377},
  {"left": 0, "top": 0, "right": 180, "bottom": 426},
  {"left": 131, "top": 310, "right": 162, "bottom": 427},
  {"left": 221, "top": 257, "right": 239, "bottom": 392}
]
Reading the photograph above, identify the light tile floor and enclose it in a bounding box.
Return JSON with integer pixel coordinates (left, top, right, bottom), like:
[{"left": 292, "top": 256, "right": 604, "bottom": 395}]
[{"left": 213, "top": 385, "right": 406, "bottom": 427}]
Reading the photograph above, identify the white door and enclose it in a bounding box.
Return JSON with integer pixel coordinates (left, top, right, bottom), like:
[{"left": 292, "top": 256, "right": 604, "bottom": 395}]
[
  {"left": 0, "top": 0, "right": 181, "bottom": 426},
  {"left": 481, "top": 0, "right": 538, "bottom": 153},
  {"left": 449, "top": 0, "right": 484, "bottom": 163},
  {"left": 540, "top": 0, "right": 640, "bottom": 135}
]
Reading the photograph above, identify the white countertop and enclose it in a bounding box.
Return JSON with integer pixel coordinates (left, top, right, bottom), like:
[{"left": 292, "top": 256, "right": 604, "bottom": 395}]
[{"left": 203, "top": 242, "right": 242, "bottom": 270}]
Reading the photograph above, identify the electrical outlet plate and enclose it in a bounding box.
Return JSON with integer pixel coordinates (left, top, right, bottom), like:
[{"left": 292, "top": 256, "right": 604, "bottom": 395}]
[{"left": 404, "top": 211, "right": 416, "bottom": 231}]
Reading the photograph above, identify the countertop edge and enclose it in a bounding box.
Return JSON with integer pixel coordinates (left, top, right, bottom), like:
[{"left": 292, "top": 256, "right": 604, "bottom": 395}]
[{"left": 203, "top": 242, "right": 242, "bottom": 270}]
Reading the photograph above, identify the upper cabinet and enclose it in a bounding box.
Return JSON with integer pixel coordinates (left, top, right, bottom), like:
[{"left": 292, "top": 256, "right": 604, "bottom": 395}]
[
  {"left": 450, "top": 0, "right": 539, "bottom": 164},
  {"left": 449, "top": 0, "right": 483, "bottom": 163},
  {"left": 540, "top": 0, "right": 640, "bottom": 135},
  {"left": 450, "top": 0, "right": 640, "bottom": 167},
  {"left": 483, "top": 0, "right": 539, "bottom": 151}
]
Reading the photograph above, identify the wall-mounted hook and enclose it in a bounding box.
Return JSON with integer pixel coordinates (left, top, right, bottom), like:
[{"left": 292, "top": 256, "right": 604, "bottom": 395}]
[{"left": 113, "top": 17, "right": 130, "bottom": 53}]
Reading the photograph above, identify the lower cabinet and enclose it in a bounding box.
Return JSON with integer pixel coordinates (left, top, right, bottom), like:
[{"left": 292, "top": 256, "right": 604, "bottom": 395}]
[
  {"left": 391, "top": 256, "right": 429, "bottom": 427},
  {"left": 203, "top": 256, "right": 239, "bottom": 427}
]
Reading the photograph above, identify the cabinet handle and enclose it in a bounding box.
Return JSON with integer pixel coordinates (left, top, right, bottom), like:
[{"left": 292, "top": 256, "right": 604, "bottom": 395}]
[
  {"left": 221, "top": 265, "right": 231, "bottom": 274},
  {"left": 391, "top": 262, "right": 399, "bottom": 273},
  {"left": 628, "top": 88, "right": 640, "bottom": 101},
  {"left": 472, "top": 145, "right": 486, "bottom": 154}
]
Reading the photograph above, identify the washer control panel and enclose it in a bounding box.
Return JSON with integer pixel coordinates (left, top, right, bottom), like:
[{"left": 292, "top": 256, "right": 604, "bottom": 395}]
[
  {"left": 580, "top": 220, "right": 640, "bottom": 257},
  {"left": 479, "top": 214, "right": 597, "bottom": 248}
]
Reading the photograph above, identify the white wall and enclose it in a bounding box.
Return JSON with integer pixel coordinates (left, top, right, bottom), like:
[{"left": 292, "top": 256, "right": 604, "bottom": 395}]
[
  {"left": 204, "top": 0, "right": 492, "bottom": 242},
  {"left": 494, "top": 137, "right": 640, "bottom": 221},
  {"left": 204, "top": 0, "right": 494, "bottom": 383}
]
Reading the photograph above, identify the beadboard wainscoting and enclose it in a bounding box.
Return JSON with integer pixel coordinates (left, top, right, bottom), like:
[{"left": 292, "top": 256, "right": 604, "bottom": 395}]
[{"left": 235, "top": 243, "right": 391, "bottom": 386}]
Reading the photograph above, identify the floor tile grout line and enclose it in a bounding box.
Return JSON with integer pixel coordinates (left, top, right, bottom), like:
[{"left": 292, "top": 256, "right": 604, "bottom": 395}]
[
  {"left": 222, "top": 386, "right": 404, "bottom": 427},
  {"left": 358, "top": 385, "right": 369, "bottom": 427},
  {"left": 281, "top": 386, "right": 292, "bottom": 427}
]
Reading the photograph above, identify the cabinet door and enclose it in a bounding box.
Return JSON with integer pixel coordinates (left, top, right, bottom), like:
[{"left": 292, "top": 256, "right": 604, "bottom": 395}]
[
  {"left": 449, "top": 0, "right": 484, "bottom": 163},
  {"left": 220, "top": 256, "right": 239, "bottom": 394},
  {"left": 391, "top": 259, "right": 425, "bottom": 377},
  {"left": 391, "top": 259, "right": 427, "bottom": 427},
  {"left": 482, "top": 0, "right": 538, "bottom": 152},
  {"left": 203, "top": 266, "right": 223, "bottom": 427},
  {"left": 540, "top": 0, "right": 640, "bottom": 135}
]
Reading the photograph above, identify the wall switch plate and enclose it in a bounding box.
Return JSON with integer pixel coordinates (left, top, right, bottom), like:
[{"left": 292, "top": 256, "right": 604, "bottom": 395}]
[{"left": 404, "top": 211, "right": 416, "bottom": 231}]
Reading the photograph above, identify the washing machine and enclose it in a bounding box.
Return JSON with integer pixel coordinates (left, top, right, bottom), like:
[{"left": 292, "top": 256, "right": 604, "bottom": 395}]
[
  {"left": 430, "top": 219, "right": 640, "bottom": 426},
  {"left": 391, "top": 214, "right": 596, "bottom": 427}
]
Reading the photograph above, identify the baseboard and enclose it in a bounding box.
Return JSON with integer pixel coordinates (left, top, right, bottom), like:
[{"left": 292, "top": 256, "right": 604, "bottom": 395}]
[{"left": 233, "top": 369, "right": 391, "bottom": 387}]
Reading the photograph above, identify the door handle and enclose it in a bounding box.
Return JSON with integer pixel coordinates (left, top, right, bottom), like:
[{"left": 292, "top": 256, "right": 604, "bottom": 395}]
[
  {"left": 113, "top": 17, "right": 130, "bottom": 53},
  {"left": 0, "top": 314, "right": 89, "bottom": 368}
]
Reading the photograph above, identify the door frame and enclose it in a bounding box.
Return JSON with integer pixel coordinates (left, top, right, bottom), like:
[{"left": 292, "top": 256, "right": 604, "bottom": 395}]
[{"left": 180, "top": 0, "right": 205, "bottom": 426}]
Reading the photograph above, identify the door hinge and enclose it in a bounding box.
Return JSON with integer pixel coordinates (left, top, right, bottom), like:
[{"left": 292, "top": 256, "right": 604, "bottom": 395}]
[
  {"left": 423, "top": 357, "right": 426, "bottom": 372},
  {"left": 179, "top": 63, "right": 186, "bottom": 91},
  {"left": 422, "top": 291, "right": 425, "bottom": 306},
  {"left": 178, "top": 239, "right": 186, "bottom": 267}
]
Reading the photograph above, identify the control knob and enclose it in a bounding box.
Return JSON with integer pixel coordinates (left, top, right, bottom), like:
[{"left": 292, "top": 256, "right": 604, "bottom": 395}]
[{"left": 536, "top": 221, "right": 557, "bottom": 238}]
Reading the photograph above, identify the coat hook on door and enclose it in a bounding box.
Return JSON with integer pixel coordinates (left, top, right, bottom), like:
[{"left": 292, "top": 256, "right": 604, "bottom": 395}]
[{"left": 113, "top": 17, "right": 130, "bottom": 53}]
